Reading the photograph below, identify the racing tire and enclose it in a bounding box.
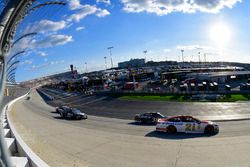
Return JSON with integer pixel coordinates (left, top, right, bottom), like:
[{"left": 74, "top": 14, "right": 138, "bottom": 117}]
[
  {"left": 62, "top": 113, "right": 67, "bottom": 119},
  {"left": 167, "top": 125, "right": 177, "bottom": 134},
  {"left": 153, "top": 118, "right": 158, "bottom": 124},
  {"left": 141, "top": 119, "right": 146, "bottom": 124},
  {"left": 205, "top": 125, "right": 215, "bottom": 134}
]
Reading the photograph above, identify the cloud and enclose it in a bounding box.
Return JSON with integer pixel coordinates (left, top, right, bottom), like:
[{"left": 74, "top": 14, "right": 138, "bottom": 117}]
[
  {"left": 28, "top": 60, "right": 65, "bottom": 70},
  {"left": 121, "top": 0, "right": 241, "bottom": 15},
  {"left": 29, "top": 63, "right": 50, "bottom": 70},
  {"left": 68, "top": 0, "right": 83, "bottom": 10},
  {"left": 96, "top": 0, "right": 111, "bottom": 5},
  {"left": 31, "top": 34, "right": 73, "bottom": 49},
  {"left": 37, "top": 51, "right": 47, "bottom": 57},
  {"left": 9, "top": 33, "right": 71, "bottom": 69},
  {"left": 20, "top": 59, "right": 33, "bottom": 66},
  {"left": 51, "top": 60, "right": 65, "bottom": 65},
  {"left": 176, "top": 44, "right": 214, "bottom": 50},
  {"left": 67, "top": 4, "right": 98, "bottom": 22},
  {"left": 163, "top": 48, "right": 171, "bottom": 52},
  {"left": 23, "top": 1, "right": 110, "bottom": 34},
  {"left": 96, "top": 9, "right": 110, "bottom": 17},
  {"left": 67, "top": 1, "right": 110, "bottom": 22},
  {"left": 76, "top": 26, "right": 85, "bottom": 31},
  {"left": 12, "top": 34, "right": 73, "bottom": 54},
  {"left": 24, "top": 20, "right": 67, "bottom": 34}
]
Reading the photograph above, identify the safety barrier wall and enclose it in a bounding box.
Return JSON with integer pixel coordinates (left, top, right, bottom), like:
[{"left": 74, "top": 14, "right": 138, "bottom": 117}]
[{"left": 1, "top": 92, "right": 49, "bottom": 167}]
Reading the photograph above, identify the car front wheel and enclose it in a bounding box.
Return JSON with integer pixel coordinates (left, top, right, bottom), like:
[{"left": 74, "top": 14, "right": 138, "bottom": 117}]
[{"left": 205, "top": 125, "right": 215, "bottom": 134}]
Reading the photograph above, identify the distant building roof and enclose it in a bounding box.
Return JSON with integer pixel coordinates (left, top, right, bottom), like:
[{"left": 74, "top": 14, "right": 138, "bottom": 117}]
[
  {"left": 187, "top": 71, "right": 250, "bottom": 78},
  {"left": 202, "top": 71, "right": 250, "bottom": 77}
]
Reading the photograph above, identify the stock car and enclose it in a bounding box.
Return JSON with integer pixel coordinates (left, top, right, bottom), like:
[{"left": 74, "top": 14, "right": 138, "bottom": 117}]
[
  {"left": 55, "top": 106, "right": 88, "bottom": 120},
  {"left": 134, "top": 112, "right": 166, "bottom": 124},
  {"left": 156, "top": 115, "right": 219, "bottom": 134}
]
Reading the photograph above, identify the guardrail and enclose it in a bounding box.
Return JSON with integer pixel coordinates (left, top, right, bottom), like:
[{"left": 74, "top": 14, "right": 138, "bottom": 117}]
[{"left": 1, "top": 93, "right": 49, "bottom": 167}]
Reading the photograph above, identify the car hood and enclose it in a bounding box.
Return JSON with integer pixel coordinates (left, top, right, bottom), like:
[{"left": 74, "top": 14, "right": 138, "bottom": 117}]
[
  {"left": 72, "top": 111, "right": 86, "bottom": 115},
  {"left": 201, "top": 120, "right": 217, "bottom": 125}
]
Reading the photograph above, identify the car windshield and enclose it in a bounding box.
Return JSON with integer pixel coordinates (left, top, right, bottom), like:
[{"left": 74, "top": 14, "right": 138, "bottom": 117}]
[
  {"left": 1, "top": 1, "right": 250, "bottom": 167},
  {"left": 72, "top": 109, "right": 81, "bottom": 114},
  {"left": 157, "top": 113, "right": 165, "bottom": 118}
]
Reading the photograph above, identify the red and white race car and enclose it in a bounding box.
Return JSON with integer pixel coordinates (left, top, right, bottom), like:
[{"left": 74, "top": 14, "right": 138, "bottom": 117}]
[{"left": 156, "top": 116, "right": 219, "bottom": 134}]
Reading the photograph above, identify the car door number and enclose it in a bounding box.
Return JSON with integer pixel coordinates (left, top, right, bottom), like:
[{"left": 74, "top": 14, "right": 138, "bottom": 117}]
[
  {"left": 185, "top": 123, "right": 201, "bottom": 131},
  {"left": 185, "top": 124, "right": 196, "bottom": 131}
]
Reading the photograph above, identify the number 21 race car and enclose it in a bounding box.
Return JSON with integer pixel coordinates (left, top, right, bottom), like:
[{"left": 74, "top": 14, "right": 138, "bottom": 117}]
[{"left": 156, "top": 115, "right": 219, "bottom": 134}]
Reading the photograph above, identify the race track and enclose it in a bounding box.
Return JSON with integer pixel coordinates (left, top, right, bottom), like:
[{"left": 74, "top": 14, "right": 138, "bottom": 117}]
[
  {"left": 41, "top": 88, "right": 250, "bottom": 121},
  {"left": 8, "top": 89, "right": 250, "bottom": 167}
]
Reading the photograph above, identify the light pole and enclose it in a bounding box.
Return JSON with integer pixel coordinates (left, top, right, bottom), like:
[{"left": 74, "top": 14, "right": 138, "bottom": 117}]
[
  {"left": 104, "top": 56, "right": 107, "bottom": 70},
  {"left": 181, "top": 49, "right": 184, "bottom": 63},
  {"left": 85, "top": 62, "right": 88, "bottom": 73},
  {"left": 107, "top": 46, "right": 114, "bottom": 69},
  {"left": 195, "top": 47, "right": 203, "bottom": 65},
  {"left": 110, "top": 57, "right": 113, "bottom": 69},
  {"left": 143, "top": 50, "right": 147, "bottom": 62},
  {"left": 198, "top": 52, "right": 201, "bottom": 64},
  {"left": 204, "top": 53, "right": 207, "bottom": 64}
]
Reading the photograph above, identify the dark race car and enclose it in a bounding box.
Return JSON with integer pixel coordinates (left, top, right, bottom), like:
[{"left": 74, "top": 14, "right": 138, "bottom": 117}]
[
  {"left": 55, "top": 106, "right": 88, "bottom": 120},
  {"left": 134, "top": 112, "right": 165, "bottom": 124}
]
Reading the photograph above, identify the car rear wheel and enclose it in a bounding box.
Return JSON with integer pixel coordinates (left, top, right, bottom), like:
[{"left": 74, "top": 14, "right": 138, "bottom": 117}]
[
  {"left": 141, "top": 119, "right": 147, "bottom": 124},
  {"left": 167, "top": 125, "right": 177, "bottom": 134},
  {"left": 205, "top": 125, "right": 214, "bottom": 134}
]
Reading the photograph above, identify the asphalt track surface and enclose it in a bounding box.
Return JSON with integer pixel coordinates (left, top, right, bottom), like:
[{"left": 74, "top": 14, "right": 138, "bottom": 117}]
[
  {"left": 40, "top": 88, "right": 250, "bottom": 121},
  {"left": 8, "top": 89, "right": 250, "bottom": 167}
]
